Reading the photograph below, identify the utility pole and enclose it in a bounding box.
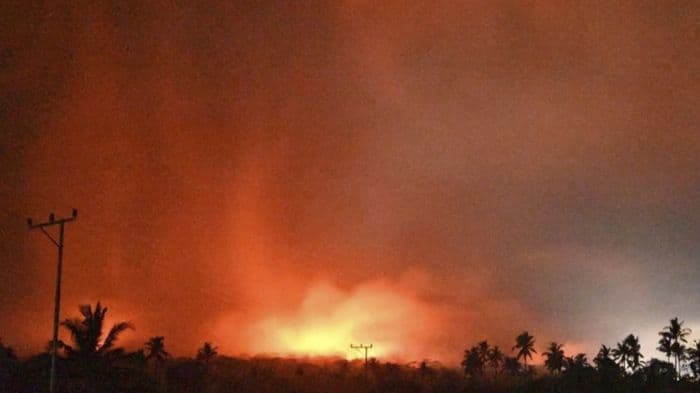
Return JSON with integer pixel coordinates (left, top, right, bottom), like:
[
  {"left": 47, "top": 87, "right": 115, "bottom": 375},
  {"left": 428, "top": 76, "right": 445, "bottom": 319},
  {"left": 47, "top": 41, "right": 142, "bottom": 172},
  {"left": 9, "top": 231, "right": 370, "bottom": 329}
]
[
  {"left": 27, "top": 209, "right": 78, "bottom": 393},
  {"left": 350, "top": 343, "right": 373, "bottom": 376}
]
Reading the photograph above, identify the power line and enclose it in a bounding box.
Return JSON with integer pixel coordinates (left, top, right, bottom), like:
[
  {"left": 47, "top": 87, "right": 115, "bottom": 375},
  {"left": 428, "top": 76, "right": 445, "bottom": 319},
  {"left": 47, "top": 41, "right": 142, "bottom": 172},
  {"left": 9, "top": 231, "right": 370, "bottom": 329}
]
[{"left": 27, "top": 209, "right": 78, "bottom": 393}]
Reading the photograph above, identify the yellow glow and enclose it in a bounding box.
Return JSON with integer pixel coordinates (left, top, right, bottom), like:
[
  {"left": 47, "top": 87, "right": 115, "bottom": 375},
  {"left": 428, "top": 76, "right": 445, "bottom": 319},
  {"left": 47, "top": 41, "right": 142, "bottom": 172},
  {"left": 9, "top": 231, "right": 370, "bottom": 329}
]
[
  {"left": 278, "top": 321, "right": 355, "bottom": 357},
  {"left": 247, "top": 280, "right": 436, "bottom": 360}
]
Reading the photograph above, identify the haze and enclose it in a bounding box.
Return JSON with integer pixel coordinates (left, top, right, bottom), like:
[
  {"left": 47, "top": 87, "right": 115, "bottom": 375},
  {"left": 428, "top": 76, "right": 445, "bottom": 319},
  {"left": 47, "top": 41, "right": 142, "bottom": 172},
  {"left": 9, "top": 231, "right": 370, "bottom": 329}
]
[{"left": 1, "top": 1, "right": 699, "bottom": 365}]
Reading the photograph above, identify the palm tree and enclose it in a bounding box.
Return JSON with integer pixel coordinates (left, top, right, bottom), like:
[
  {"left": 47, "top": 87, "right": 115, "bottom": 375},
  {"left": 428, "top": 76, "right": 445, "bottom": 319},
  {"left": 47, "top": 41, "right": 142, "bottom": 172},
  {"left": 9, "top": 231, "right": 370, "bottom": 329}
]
[
  {"left": 503, "top": 356, "right": 520, "bottom": 376},
  {"left": 543, "top": 342, "right": 565, "bottom": 374},
  {"left": 145, "top": 336, "right": 170, "bottom": 389},
  {"left": 461, "top": 346, "right": 484, "bottom": 377},
  {"left": 196, "top": 342, "right": 218, "bottom": 365},
  {"left": 594, "top": 345, "right": 616, "bottom": 369},
  {"left": 671, "top": 341, "right": 686, "bottom": 378},
  {"left": 128, "top": 348, "right": 147, "bottom": 367},
  {"left": 595, "top": 345, "right": 612, "bottom": 364},
  {"left": 594, "top": 345, "right": 621, "bottom": 382},
  {"left": 687, "top": 341, "right": 700, "bottom": 380},
  {"left": 488, "top": 346, "right": 504, "bottom": 380},
  {"left": 569, "top": 353, "right": 589, "bottom": 369},
  {"left": 660, "top": 317, "right": 691, "bottom": 379},
  {"left": 611, "top": 340, "right": 630, "bottom": 373},
  {"left": 564, "top": 353, "right": 590, "bottom": 384},
  {"left": 513, "top": 331, "right": 537, "bottom": 371},
  {"left": 60, "top": 302, "right": 133, "bottom": 361},
  {"left": 624, "top": 334, "right": 644, "bottom": 372},
  {"left": 666, "top": 317, "right": 692, "bottom": 342},
  {"left": 145, "top": 336, "right": 170, "bottom": 365},
  {"left": 477, "top": 340, "right": 490, "bottom": 363},
  {"left": 657, "top": 334, "right": 672, "bottom": 364}
]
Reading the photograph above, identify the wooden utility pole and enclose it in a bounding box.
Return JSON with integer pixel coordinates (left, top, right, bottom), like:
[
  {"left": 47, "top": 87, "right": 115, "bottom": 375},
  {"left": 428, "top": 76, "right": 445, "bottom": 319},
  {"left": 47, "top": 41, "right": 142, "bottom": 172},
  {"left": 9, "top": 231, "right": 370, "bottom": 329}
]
[
  {"left": 351, "top": 343, "right": 373, "bottom": 376},
  {"left": 27, "top": 209, "right": 78, "bottom": 393}
]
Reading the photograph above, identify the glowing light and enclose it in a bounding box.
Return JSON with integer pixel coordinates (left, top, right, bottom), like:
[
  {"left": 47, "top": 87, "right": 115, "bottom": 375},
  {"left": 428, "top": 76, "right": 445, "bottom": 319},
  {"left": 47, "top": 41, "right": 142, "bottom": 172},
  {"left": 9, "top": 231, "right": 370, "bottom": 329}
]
[
  {"left": 276, "top": 320, "right": 356, "bottom": 358},
  {"left": 245, "top": 280, "right": 439, "bottom": 360}
]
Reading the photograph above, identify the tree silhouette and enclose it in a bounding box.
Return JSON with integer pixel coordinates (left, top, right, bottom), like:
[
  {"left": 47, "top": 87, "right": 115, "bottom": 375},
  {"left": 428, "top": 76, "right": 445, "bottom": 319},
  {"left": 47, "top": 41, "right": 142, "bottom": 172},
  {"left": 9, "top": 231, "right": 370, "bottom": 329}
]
[
  {"left": 594, "top": 344, "right": 622, "bottom": 383},
  {"left": 660, "top": 317, "right": 691, "bottom": 379},
  {"left": 687, "top": 340, "right": 700, "bottom": 380},
  {"left": 145, "top": 336, "right": 170, "bottom": 363},
  {"left": 60, "top": 302, "right": 133, "bottom": 361},
  {"left": 57, "top": 303, "right": 135, "bottom": 393},
  {"left": 196, "top": 342, "right": 218, "bottom": 365},
  {"left": 0, "top": 338, "right": 17, "bottom": 361},
  {"left": 563, "top": 352, "right": 590, "bottom": 385},
  {"left": 128, "top": 348, "right": 148, "bottom": 367},
  {"left": 488, "top": 345, "right": 504, "bottom": 381},
  {"left": 513, "top": 331, "right": 536, "bottom": 371},
  {"left": 503, "top": 356, "right": 520, "bottom": 376},
  {"left": 594, "top": 345, "right": 618, "bottom": 371},
  {"left": 0, "top": 338, "right": 19, "bottom": 391},
  {"left": 611, "top": 340, "right": 630, "bottom": 372},
  {"left": 623, "top": 334, "right": 644, "bottom": 372},
  {"left": 657, "top": 334, "right": 672, "bottom": 364},
  {"left": 543, "top": 342, "right": 565, "bottom": 374},
  {"left": 477, "top": 340, "right": 490, "bottom": 364},
  {"left": 565, "top": 353, "right": 589, "bottom": 371},
  {"left": 461, "top": 346, "right": 484, "bottom": 378},
  {"left": 594, "top": 345, "right": 613, "bottom": 366},
  {"left": 644, "top": 358, "right": 677, "bottom": 388},
  {"left": 415, "top": 359, "right": 440, "bottom": 379},
  {"left": 145, "top": 335, "right": 171, "bottom": 389}
]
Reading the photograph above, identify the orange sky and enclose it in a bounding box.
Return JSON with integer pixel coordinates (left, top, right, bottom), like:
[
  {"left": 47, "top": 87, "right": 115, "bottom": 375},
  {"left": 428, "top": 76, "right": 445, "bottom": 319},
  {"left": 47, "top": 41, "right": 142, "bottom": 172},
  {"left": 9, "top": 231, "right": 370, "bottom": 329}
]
[{"left": 1, "top": 1, "right": 699, "bottom": 365}]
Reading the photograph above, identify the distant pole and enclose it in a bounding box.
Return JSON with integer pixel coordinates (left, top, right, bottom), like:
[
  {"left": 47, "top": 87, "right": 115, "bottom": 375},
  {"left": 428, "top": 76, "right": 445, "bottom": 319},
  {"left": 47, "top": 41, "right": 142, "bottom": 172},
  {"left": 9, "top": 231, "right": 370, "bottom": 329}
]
[
  {"left": 27, "top": 209, "right": 78, "bottom": 393},
  {"left": 350, "top": 343, "right": 373, "bottom": 375}
]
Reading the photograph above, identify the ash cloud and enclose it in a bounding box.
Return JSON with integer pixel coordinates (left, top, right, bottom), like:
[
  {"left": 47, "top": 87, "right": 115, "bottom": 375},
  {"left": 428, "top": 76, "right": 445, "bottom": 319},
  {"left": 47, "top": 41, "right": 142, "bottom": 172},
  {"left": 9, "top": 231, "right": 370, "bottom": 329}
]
[{"left": 1, "top": 1, "right": 699, "bottom": 363}]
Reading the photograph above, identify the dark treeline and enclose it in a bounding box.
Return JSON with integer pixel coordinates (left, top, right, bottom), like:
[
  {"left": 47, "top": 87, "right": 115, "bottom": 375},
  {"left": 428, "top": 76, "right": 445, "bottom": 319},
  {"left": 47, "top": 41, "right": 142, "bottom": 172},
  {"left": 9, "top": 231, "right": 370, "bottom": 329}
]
[
  {"left": 1, "top": 303, "right": 700, "bottom": 393},
  {"left": 460, "top": 319, "right": 700, "bottom": 393}
]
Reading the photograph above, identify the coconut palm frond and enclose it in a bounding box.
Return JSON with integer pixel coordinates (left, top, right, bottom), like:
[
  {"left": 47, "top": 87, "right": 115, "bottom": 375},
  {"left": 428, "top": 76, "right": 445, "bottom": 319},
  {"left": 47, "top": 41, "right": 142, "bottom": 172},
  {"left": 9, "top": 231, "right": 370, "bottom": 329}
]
[
  {"left": 79, "top": 304, "right": 93, "bottom": 319},
  {"left": 99, "top": 321, "right": 134, "bottom": 353},
  {"left": 61, "top": 302, "right": 132, "bottom": 362}
]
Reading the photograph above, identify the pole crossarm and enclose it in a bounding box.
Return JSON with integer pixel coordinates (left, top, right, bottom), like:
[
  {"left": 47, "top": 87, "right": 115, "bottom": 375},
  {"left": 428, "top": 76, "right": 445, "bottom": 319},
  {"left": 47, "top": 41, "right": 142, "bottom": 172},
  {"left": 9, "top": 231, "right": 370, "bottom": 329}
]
[{"left": 29, "top": 217, "right": 76, "bottom": 228}]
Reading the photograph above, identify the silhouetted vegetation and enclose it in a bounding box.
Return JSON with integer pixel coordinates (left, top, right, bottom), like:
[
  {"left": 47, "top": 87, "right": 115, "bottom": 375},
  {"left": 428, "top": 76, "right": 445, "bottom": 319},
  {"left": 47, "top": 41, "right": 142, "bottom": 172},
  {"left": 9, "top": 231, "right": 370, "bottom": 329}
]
[
  {"left": 659, "top": 317, "right": 692, "bottom": 380},
  {"left": 543, "top": 342, "right": 565, "bottom": 374},
  {"left": 2, "top": 306, "right": 700, "bottom": 393},
  {"left": 1, "top": 337, "right": 20, "bottom": 391},
  {"left": 513, "top": 331, "right": 537, "bottom": 372},
  {"left": 197, "top": 342, "right": 218, "bottom": 365}
]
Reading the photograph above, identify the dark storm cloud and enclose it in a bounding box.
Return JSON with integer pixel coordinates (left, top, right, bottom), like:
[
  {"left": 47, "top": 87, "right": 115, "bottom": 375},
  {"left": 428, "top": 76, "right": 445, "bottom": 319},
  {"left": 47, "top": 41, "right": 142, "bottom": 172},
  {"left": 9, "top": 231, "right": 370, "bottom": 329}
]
[{"left": 1, "top": 1, "right": 699, "bottom": 362}]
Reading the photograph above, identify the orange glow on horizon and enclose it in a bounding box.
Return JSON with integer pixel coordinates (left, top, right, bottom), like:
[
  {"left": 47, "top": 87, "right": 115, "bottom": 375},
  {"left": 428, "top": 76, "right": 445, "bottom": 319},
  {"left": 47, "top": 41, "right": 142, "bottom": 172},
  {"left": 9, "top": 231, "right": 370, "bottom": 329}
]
[
  {"left": 223, "top": 280, "right": 443, "bottom": 361},
  {"left": 265, "top": 318, "right": 374, "bottom": 359}
]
